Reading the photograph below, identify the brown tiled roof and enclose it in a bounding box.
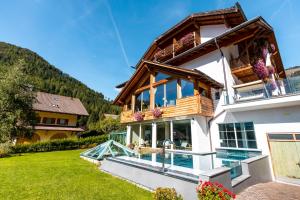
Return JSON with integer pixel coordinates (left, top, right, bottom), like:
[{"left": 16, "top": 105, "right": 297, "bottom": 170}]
[
  {"left": 33, "top": 92, "right": 89, "bottom": 116},
  {"left": 34, "top": 125, "right": 85, "bottom": 132}
]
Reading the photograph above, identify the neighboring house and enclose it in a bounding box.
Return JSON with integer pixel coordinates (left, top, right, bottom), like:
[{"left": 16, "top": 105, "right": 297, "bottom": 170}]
[
  {"left": 113, "top": 3, "right": 300, "bottom": 187},
  {"left": 18, "top": 92, "right": 89, "bottom": 143}
]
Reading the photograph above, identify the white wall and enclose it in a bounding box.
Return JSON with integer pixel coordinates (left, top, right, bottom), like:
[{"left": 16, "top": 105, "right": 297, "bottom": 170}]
[
  {"left": 210, "top": 105, "right": 300, "bottom": 179},
  {"left": 200, "top": 24, "right": 229, "bottom": 43},
  {"left": 179, "top": 45, "right": 239, "bottom": 112}
]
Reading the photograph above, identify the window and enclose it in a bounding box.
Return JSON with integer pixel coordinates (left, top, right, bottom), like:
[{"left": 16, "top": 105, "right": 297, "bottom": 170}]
[
  {"left": 181, "top": 79, "right": 194, "bottom": 98},
  {"left": 135, "top": 93, "right": 142, "bottom": 111},
  {"left": 141, "top": 124, "right": 152, "bottom": 147},
  {"left": 268, "top": 134, "right": 294, "bottom": 140},
  {"left": 154, "top": 80, "right": 177, "bottom": 107},
  {"left": 156, "top": 122, "right": 170, "bottom": 148},
  {"left": 57, "top": 119, "right": 69, "bottom": 126},
  {"left": 166, "top": 80, "right": 177, "bottom": 106},
  {"left": 218, "top": 122, "right": 257, "bottom": 149},
  {"left": 155, "top": 72, "right": 169, "bottom": 82},
  {"left": 173, "top": 120, "right": 192, "bottom": 151},
  {"left": 42, "top": 117, "right": 56, "bottom": 125},
  {"left": 135, "top": 90, "right": 150, "bottom": 111},
  {"left": 155, "top": 84, "right": 164, "bottom": 107}
]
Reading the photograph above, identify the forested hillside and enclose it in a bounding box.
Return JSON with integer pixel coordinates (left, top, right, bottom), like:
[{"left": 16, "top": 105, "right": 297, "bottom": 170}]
[{"left": 0, "top": 42, "right": 120, "bottom": 127}]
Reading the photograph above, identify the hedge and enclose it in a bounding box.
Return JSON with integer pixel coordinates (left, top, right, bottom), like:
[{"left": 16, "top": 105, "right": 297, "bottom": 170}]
[{"left": 11, "top": 135, "right": 109, "bottom": 153}]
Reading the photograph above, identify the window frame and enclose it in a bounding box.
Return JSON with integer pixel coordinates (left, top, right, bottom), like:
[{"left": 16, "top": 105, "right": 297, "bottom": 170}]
[{"left": 218, "top": 122, "right": 257, "bottom": 149}]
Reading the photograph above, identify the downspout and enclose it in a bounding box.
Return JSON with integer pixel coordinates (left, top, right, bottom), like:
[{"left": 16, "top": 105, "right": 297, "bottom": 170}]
[{"left": 214, "top": 38, "right": 229, "bottom": 105}]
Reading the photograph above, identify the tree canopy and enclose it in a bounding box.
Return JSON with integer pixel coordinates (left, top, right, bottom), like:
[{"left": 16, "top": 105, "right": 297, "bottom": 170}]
[
  {"left": 0, "top": 60, "right": 36, "bottom": 142},
  {"left": 0, "top": 42, "right": 120, "bottom": 128}
]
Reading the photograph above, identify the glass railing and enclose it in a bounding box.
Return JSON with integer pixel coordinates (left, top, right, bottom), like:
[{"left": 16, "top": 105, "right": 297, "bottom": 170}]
[{"left": 230, "top": 76, "right": 300, "bottom": 104}]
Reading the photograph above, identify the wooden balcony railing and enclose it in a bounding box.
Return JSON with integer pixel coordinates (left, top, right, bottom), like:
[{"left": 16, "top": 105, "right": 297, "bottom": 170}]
[
  {"left": 154, "top": 32, "right": 200, "bottom": 62},
  {"left": 120, "top": 95, "right": 213, "bottom": 123}
]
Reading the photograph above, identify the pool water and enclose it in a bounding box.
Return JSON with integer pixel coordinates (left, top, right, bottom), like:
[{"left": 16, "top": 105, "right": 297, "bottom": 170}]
[{"left": 139, "top": 149, "right": 261, "bottom": 179}]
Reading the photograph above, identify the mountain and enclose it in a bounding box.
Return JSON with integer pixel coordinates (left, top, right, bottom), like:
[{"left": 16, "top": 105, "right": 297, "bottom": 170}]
[{"left": 0, "top": 42, "right": 120, "bottom": 127}]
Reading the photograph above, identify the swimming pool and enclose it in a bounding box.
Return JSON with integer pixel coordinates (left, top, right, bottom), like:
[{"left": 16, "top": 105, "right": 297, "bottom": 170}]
[{"left": 138, "top": 149, "right": 261, "bottom": 179}]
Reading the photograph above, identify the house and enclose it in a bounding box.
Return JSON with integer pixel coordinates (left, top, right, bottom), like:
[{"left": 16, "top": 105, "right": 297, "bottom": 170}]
[
  {"left": 108, "top": 3, "right": 300, "bottom": 196},
  {"left": 17, "top": 92, "right": 89, "bottom": 143}
]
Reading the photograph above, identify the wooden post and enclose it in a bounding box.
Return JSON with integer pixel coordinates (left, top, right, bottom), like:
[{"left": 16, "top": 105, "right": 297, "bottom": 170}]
[
  {"left": 131, "top": 95, "right": 135, "bottom": 111},
  {"left": 150, "top": 72, "right": 155, "bottom": 109}
]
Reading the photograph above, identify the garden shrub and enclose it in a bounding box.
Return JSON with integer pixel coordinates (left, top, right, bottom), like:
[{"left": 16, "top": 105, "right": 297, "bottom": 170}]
[
  {"left": 196, "top": 181, "right": 236, "bottom": 200},
  {"left": 0, "top": 142, "right": 12, "bottom": 158},
  {"left": 153, "top": 187, "right": 183, "bottom": 200},
  {"left": 11, "top": 135, "right": 108, "bottom": 153},
  {"left": 77, "top": 130, "right": 105, "bottom": 138}
]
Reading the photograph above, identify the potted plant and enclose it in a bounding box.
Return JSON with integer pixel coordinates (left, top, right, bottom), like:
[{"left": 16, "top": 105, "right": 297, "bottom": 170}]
[
  {"left": 133, "top": 111, "right": 144, "bottom": 121},
  {"left": 152, "top": 108, "right": 163, "bottom": 118},
  {"left": 196, "top": 181, "right": 236, "bottom": 200},
  {"left": 253, "top": 58, "right": 269, "bottom": 81}
]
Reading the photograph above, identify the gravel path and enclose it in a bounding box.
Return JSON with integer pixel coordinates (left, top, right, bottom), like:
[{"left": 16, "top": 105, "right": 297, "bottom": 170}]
[{"left": 237, "top": 182, "right": 300, "bottom": 200}]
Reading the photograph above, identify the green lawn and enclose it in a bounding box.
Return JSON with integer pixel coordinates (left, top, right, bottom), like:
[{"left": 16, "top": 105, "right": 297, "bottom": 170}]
[{"left": 0, "top": 150, "right": 152, "bottom": 200}]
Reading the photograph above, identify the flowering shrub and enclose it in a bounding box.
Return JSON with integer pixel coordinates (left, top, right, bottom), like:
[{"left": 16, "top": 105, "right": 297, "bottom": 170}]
[
  {"left": 267, "top": 66, "right": 275, "bottom": 74},
  {"left": 152, "top": 108, "right": 163, "bottom": 118},
  {"left": 133, "top": 111, "right": 144, "bottom": 121},
  {"left": 153, "top": 188, "right": 183, "bottom": 200},
  {"left": 254, "top": 59, "right": 269, "bottom": 80},
  {"left": 196, "top": 181, "right": 236, "bottom": 200},
  {"left": 179, "top": 32, "right": 194, "bottom": 46},
  {"left": 270, "top": 43, "right": 276, "bottom": 53}
]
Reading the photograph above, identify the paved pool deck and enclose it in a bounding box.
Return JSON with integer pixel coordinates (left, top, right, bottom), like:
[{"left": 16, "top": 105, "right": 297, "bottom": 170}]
[{"left": 237, "top": 182, "right": 300, "bottom": 200}]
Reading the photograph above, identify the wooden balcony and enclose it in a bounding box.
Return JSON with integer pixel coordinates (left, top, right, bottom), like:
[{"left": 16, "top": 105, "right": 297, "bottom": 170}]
[{"left": 120, "top": 95, "right": 213, "bottom": 123}]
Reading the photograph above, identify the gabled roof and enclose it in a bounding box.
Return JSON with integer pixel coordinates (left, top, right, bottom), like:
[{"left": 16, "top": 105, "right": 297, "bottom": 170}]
[
  {"left": 155, "top": 2, "right": 246, "bottom": 45},
  {"left": 113, "top": 60, "right": 223, "bottom": 105},
  {"left": 164, "top": 16, "right": 285, "bottom": 77},
  {"left": 33, "top": 92, "right": 89, "bottom": 116},
  {"left": 132, "top": 3, "right": 246, "bottom": 71}
]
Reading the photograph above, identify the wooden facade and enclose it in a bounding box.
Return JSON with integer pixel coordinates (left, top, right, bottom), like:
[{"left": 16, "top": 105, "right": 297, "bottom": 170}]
[
  {"left": 114, "top": 61, "right": 221, "bottom": 124},
  {"left": 120, "top": 95, "right": 214, "bottom": 123}
]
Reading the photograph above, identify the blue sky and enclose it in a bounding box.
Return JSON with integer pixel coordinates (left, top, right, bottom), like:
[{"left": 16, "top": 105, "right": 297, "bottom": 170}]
[{"left": 0, "top": 0, "right": 299, "bottom": 99}]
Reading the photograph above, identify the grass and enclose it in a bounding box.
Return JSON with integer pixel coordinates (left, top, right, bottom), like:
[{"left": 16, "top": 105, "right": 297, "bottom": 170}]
[{"left": 0, "top": 150, "right": 152, "bottom": 200}]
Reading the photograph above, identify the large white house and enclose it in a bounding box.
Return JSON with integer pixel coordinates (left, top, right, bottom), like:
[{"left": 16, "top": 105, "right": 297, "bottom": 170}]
[{"left": 109, "top": 3, "right": 300, "bottom": 195}]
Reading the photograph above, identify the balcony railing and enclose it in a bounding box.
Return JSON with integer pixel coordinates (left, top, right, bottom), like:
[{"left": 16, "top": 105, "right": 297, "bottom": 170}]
[
  {"left": 230, "top": 76, "right": 300, "bottom": 104},
  {"left": 120, "top": 95, "right": 213, "bottom": 123},
  {"left": 154, "top": 32, "right": 200, "bottom": 62}
]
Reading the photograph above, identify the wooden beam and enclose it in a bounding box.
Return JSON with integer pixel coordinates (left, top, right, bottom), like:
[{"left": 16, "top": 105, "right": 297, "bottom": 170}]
[
  {"left": 149, "top": 72, "right": 155, "bottom": 109},
  {"left": 131, "top": 95, "right": 135, "bottom": 111}
]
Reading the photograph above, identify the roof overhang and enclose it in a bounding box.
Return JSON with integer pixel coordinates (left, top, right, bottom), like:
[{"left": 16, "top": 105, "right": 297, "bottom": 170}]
[{"left": 113, "top": 60, "right": 223, "bottom": 106}]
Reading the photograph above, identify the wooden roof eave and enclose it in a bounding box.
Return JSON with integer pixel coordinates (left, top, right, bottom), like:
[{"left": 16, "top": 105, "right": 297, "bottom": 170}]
[
  {"left": 113, "top": 61, "right": 223, "bottom": 105},
  {"left": 165, "top": 16, "right": 273, "bottom": 66}
]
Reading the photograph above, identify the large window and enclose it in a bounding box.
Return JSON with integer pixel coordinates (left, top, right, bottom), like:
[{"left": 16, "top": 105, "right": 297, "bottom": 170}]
[
  {"left": 141, "top": 124, "right": 152, "bottom": 147},
  {"left": 166, "top": 80, "right": 177, "bottom": 106},
  {"left": 154, "top": 80, "right": 177, "bottom": 107},
  {"left": 135, "top": 89, "right": 150, "bottom": 111},
  {"left": 156, "top": 122, "right": 170, "bottom": 148},
  {"left": 155, "top": 84, "right": 164, "bottom": 107},
  {"left": 181, "top": 79, "right": 194, "bottom": 98},
  {"left": 218, "top": 122, "right": 257, "bottom": 149},
  {"left": 173, "top": 120, "right": 192, "bottom": 150}
]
